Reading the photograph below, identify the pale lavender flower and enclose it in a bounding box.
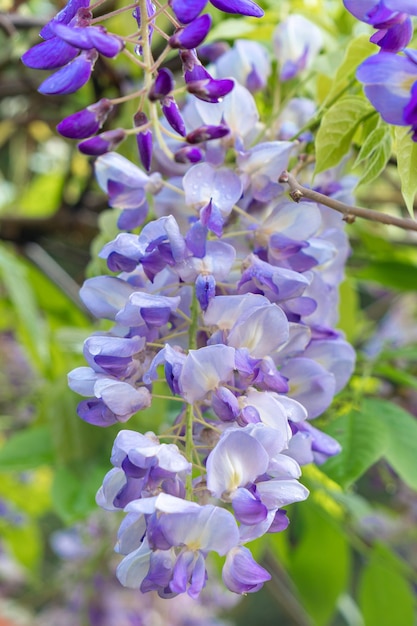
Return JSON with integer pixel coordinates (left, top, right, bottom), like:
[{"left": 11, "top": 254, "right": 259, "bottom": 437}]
[{"left": 273, "top": 14, "right": 323, "bottom": 81}]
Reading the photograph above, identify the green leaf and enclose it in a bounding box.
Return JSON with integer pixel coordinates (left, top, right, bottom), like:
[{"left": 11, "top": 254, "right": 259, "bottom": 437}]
[
  {"left": 338, "top": 277, "right": 362, "bottom": 343},
  {"left": 354, "top": 122, "right": 392, "bottom": 187},
  {"left": 52, "top": 464, "right": 106, "bottom": 523},
  {"left": 321, "top": 406, "right": 388, "bottom": 488},
  {"left": 0, "top": 426, "right": 54, "bottom": 471},
  {"left": 374, "top": 364, "right": 417, "bottom": 391},
  {"left": 2, "top": 521, "right": 42, "bottom": 572},
  {"left": 19, "top": 172, "right": 65, "bottom": 217},
  {"left": 315, "top": 96, "right": 374, "bottom": 175},
  {"left": 323, "top": 35, "right": 377, "bottom": 107},
  {"left": 354, "top": 260, "right": 417, "bottom": 291},
  {"left": 359, "top": 544, "right": 415, "bottom": 626},
  {"left": 395, "top": 126, "right": 417, "bottom": 216},
  {"left": 363, "top": 398, "right": 417, "bottom": 491},
  {"left": 0, "top": 244, "right": 49, "bottom": 368},
  {"left": 289, "top": 502, "right": 350, "bottom": 626}
]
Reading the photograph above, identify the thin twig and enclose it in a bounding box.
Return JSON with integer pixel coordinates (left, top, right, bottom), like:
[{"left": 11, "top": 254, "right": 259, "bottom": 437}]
[{"left": 278, "top": 170, "right": 417, "bottom": 232}]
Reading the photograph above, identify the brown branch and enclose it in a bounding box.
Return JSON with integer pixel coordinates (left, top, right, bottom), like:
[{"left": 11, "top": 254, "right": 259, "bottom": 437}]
[
  {"left": 278, "top": 170, "right": 417, "bottom": 233},
  {"left": 0, "top": 12, "right": 47, "bottom": 34}
]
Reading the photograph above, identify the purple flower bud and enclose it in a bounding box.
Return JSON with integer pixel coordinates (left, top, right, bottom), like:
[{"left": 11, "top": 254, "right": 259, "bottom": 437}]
[
  {"left": 222, "top": 546, "right": 271, "bottom": 594},
  {"left": 180, "top": 49, "right": 201, "bottom": 73},
  {"left": 78, "top": 128, "right": 126, "bottom": 155},
  {"left": 187, "top": 77, "right": 234, "bottom": 103},
  {"left": 40, "top": 0, "right": 90, "bottom": 40},
  {"left": 162, "top": 96, "right": 187, "bottom": 136},
  {"left": 174, "top": 146, "right": 204, "bottom": 163},
  {"left": 149, "top": 68, "right": 175, "bottom": 101},
  {"left": 38, "top": 49, "right": 98, "bottom": 95},
  {"left": 186, "top": 124, "right": 230, "bottom": 143},
  {"left": 169, "top": 0, "right": 207, "bottom": 23},
  {"left": 211, "top": 0, "right": 263, "bottom": 18},
  {"left": 370, "top": 17, "right": 413, "bottom": 52},
  {"left": 169, "top": 14, "right": 212, "bottom": 49},
  {"left": 134, "top": 112, "right": 153, "bottom": 172},
  {"left": 21, "top": 37, "right": 78, "bottom": 70},
  {"left": 267, "top": 509, "right": 290, "bottom": 533},
  {"left": 211, "top": 387, "right": 240, "bottom": 421},
  {"left": 132, "top": 0, "right": 156, "bottom": 48},
  {"left": 51, "top": 22, "right": 124, "bottom": 57},
  {"left": 57, "top": 98, "right": 113, "bottom": 139},
  {"left": 77, "top": 398, "right": 119, "bottom": 427},
  {"left": 195, "top": 273, "right": 216, "bottom": 310},
  {"left": 170, "top": 0, "right": 263, "bottom": 22}
]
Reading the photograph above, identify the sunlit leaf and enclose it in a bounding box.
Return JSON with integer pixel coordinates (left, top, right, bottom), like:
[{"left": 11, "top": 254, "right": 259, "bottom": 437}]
[
  {"left": 395, "top": 126, "right": 417, "bottom": 216},
  {"left": 315, "top": 96, "right": 374, "bottom": 174},
  {"left": 0, "top": 426, "right": 54, "bottom": 471}
]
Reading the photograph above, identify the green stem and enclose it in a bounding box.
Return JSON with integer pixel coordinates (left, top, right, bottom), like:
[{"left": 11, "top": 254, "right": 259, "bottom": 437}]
[{"left": 185, "top": 289, "right": 199, "bottom": 500}]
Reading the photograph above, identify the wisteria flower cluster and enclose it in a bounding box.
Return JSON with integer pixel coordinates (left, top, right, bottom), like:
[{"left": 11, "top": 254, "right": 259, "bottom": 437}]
[
  {"left": 24, "top": 0, "right": 356, "bottom": 599},
  {"left": 344, "top": 0, "right": 417, "bottom": 140}
]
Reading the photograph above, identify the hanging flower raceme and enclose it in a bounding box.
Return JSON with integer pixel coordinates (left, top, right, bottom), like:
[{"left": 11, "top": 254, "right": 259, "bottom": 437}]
[{"left": 22, "top": 0, "right": 357, "bottom": 601}]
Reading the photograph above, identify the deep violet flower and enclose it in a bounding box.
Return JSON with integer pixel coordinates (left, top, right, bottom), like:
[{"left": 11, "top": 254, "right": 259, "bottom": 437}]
[
  {"left": 57, "top": 98, "right": 113, "bottom": 139},
  {"left": 343, "top": 1, "right": 416, "bottom": 52},
  {"left": 169, "top": 0, "right": 263, "bottom": 25}
]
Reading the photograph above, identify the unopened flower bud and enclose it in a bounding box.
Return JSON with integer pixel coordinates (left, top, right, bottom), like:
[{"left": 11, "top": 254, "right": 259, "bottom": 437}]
[
  {"left": 186, "top": 124, "right": 230, "bottom": 144},
  {"left": 162, "top": 97, "right": 186, "bottom": 136},
  {"left": 134, "top": 111, "right": 153, "bottom": 172},
  {"left": 57, "top": 98, "right": 114, "bottom": 139},
  {"left": 78, "top": 128, "right": 126, "bottom": 155},
  {"left": 38, "top": 49, "right": 98, "bottom": 95},
  {"left": 169, "top": 14, "right": 212, "bottom": 49},
  {"left": 148, "top": 68, "right": 175, "bottom": 101},
  {"left": 174, "top": 146, "right": 204, "bottom": 163},
  {"left": 186, "top": 77, "right": 234, "bottom": 103}
]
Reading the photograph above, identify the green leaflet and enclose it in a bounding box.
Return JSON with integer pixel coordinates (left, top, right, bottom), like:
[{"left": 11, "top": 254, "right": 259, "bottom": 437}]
[
  {"left": 321, "top": 405, "right": 388, "bottom": 488},
  {"left": 51, "top": 464, "right": 107, "bottom": 524},
  {"left": 353, "top": 122, "right": 392, "bottom": 187},
  {"left": 359, "top": 544, "right": 415, "bottom": 626},
  {"left": 0, "top": 426, "right": 54, "bottom": 471},
  {"left": 289, "top": 502, "right": 350, "bottom": 626},
  {"left": 314, "top": 95, "right": 374, "bottom": 175},
  {"left": 354, "top": 260, "right": 417, "bottom": 292},
  {"left": 364, "top": 398, "right": 417, "bottom": 492},
  {"left": 395, "top": 126, "right": 417, "bottom": 216},
  {"left": 322, "top": 399, "right": 417, "bottom": 492}
]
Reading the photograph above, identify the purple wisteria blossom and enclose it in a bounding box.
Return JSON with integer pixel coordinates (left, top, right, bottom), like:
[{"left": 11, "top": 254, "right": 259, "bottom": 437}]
[
  {"left": 23, "top": 0, "right": 359, "bottom": 600},
  {"left": 273, "top": 14, "right": 323, "bottom": 81},
  {"left": 356, "top": 50, "right": 417, "bottom": 138},
  {"left": 343, "top": 0, "right": 416, "bottom": 51},
  {"left": 212, "top": 40, "right": 271, "bottom": 93}
]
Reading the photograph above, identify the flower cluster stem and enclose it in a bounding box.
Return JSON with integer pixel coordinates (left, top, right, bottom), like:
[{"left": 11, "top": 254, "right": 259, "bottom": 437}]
[{"left": 185, "top": 289, "right": 199, "bottom": 500}]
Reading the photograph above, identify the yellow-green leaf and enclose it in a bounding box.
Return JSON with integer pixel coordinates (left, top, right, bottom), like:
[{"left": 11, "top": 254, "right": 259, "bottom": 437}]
[{"left": 395, "top": 126, "right": 417, "bottom": 216}]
